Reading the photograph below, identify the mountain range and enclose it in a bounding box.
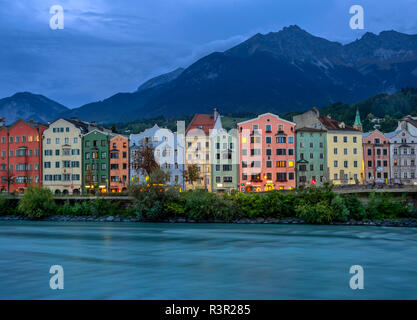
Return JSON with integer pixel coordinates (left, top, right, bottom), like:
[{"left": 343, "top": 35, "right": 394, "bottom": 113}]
[{"left": 1, "top": 25, "right": 417, "bottom": 124}]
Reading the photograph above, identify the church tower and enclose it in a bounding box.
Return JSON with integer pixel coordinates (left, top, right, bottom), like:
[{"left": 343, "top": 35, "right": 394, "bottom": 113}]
[{"left": 353, "top": 109, "right": 362, "bottom": 131}]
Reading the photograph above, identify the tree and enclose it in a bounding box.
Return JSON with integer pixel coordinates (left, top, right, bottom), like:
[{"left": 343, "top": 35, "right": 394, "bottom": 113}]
[
  {"left": 4, "top": 167, "right": 14, "bottom": 194},
  {"left": 131, "top": 140, "right": 159, "bottom": 177},
  {"left": 149, "top": 168, "right": 170, "bottom": 185},
  {"left": 183, "top": 164, "right": 200, "bottom": 189}
]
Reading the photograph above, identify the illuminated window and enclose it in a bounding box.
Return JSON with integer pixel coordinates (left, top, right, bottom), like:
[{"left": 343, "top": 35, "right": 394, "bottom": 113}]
[
  {"left": 276, "top": 161, "right": 286, "bottom": 168},
  {"left": 242, "top": 137, "right": 247, "bottom": 144},
  {"left": 288, "top": 161, "right": 294, "bottom": 167}
]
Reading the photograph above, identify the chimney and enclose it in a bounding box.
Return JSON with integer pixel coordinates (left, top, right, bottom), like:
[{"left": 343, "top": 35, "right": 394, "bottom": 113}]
[
  {"left": 29, "top": 119, "right": 34, "bottom": 123},
  {"left": 312, "top": 107, "right": 319, "bottom": 116},
  {"left": 91, "top": 121, "right": 97, "bottom": 126},
  {"left": 0, "top": 117, "right": 5, "bottom": 127},
  {"left": 327, "top": 114, "right": 332, "bottom": 119}
]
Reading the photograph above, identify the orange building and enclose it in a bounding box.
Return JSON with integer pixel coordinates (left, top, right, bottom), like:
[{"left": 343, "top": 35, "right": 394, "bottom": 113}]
[{"left": 109, "top": 135, "right": 129, "bottom": 192}]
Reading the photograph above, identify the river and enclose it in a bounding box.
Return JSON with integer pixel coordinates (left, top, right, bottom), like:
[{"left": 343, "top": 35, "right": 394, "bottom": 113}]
[{"left": 0, "top": 221, "right": 416, "bottom": 299}]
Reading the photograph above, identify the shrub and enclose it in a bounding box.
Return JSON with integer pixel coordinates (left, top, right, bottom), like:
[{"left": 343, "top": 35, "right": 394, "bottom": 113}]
[
  {"left": 182, "top": 190, "right": 240, "bottom": 221},
  {"left": 129, "top": 184, "right": 180, "bottom": 220},
  {"left": 330, "top": 195, "right": 349, "bottom": 222},
  {"left": 343, "top": 194, "right": 366, "bottom": 220},
  {"left": 366, "top": 192, "right": 409, "bottom": 219},
  {"left": 0, "top": 193, "right": 10, "bottom": 216},
  {"left": 18, "top": 186, "right": 56, "bottom": 218},
  {"left": 295, "top": 201, "right": 334, "bottom": 224}
]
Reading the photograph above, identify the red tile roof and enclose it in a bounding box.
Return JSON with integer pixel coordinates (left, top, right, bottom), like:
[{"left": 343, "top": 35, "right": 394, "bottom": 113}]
[
  {"left": 186, "top": 114, "right": 216, "bottom": 135},
  {"left": 318, "top": 115, "right": 358, "bottom": 131}
]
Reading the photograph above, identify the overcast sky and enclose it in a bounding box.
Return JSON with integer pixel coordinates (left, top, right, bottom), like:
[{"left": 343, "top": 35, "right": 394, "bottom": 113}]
[{"left": 1, "top": 0, "right": 416, "bottom": 108}]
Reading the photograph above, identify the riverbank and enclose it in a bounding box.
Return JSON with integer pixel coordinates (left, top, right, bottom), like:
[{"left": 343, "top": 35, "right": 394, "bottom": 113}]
[{"left": 1, "top": 215, "right": 417, "bottom": 227}]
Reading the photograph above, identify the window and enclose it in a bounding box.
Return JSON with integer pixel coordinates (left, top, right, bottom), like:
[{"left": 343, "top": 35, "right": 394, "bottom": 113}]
[
  {"left": 353, "top": 137, "right": 357, "bottom": 143},
  {"left": 55, "top": 162, "right": 60, "bottom": 168},
  {"left": 333, "top": 136, "right": 337, "bottom": 143},
  {"left": 344, "top": 161, "right": 348, "bottom": 168},
  {"left": 354, "top": 161, "right": 358, "bottom": 168},
  {"left": 101, "top": 152, "right": 107, "bottom": 159},
  {"left": 265, "top": 136, "right": 272, "bottom": 144},
  {"left": 276, "top": 173, "right": 287, "bottom": 181},
  {"left": 288, "top": 149, "right": 294, "bottom": 156},
  {"left": 55, "top": 149, "right": 60, "bottom": 156},
  {"left": 276, "top": 161, "right": 286, "bottom": 168},
  {"left": 55, "top": 138, "right": 60, "bottom": 144},
  {"left": 334, "top": 160, "right": 338, "bottom": 167},
  {"left": 343, "top": 136, "right": 347, "bottom": 143},
  {"left": 276, "top": 137, "right": 286, "bottom": 144},
  {"left": 63, "top": 161, "right": 71, "bottom": 168},
  {"left": 223, "top": 176, "right": 233, "bottom": 183},
  {"left": 334, "top": 148, "right": 338, "bottom": 155},
  {"left": 266, "top": 124, "right": 272, "bottom": 132},
  {"left": 74, "top": 138, "right": 78, "bottom": 144},
  {"left": 288, "top": 137, "right": 294, "bottom": 144},
  {"left": 276, "top": 149, "right": 286, "bottom": 156},
  {"left": 368, "top": 160, "right": 372, "bottom": 167},
  {"left": 266, "top": 160, "right": 272, "bottom": 168},
  {"left": 266, "top": 148, "right": 272, "bottom": 156}
]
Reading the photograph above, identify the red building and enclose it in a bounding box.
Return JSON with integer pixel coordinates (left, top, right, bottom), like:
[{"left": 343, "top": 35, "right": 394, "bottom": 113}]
[
  {"left": 0, "top": 118, "right": 47, "bottom": 193},
  {"left": 362, "top": 130, "right": 390, "bottom": 184},
  {"left": 237, "top": 113, "right": 296, "bottom": 192}
]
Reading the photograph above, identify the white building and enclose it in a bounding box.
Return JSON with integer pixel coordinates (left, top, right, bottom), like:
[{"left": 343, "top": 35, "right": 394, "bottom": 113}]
[{"left": 129, "top": 123, "right": 185, "bottom": 189}]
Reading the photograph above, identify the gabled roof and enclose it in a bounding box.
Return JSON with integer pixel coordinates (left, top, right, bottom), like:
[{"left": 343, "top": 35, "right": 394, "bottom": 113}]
[
  {"left": 186, "top": 114, "right": 217, "bottom": 135},
  {"left": 318, "top": 115, "right": 358, "bottom": 131},
  {"left": 7, "top": 118, "right": 48, "bottom": 131},
  {"left": 237, "top": 113, "right": 296, "bottom": 126}
]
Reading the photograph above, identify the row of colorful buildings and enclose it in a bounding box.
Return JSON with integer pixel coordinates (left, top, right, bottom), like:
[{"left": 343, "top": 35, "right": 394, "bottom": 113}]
[{"left": 1, "top": 107, "right": 417, "bottom": 194}]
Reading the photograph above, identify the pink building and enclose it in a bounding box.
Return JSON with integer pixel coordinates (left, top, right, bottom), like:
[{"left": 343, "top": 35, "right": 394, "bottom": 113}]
[
  {"left": 237, "top": 113, "right": 296, "bottom": 192},
  {"left": 363, "top": 130, "right": 390, "bottom": 184}
]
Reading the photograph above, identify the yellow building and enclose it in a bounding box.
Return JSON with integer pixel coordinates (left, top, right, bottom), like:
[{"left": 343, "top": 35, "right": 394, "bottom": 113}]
[
  {"left": 184, "top": 109, "right": 222, "bottom": 191},
  {"left": 326, "top": 130, "right": 364, "bottom": 185}
]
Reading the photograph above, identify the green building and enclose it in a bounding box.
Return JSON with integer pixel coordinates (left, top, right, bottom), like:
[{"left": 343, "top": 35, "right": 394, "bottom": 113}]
[
  {"left": 295, "top": 128, "right": 328, "bottom": 187},
  {"left": 82, "top": 130, "right": 112, "bottom": 194},
  {"left": 210, "top": 129, "right": 238, "bottom": 193}
]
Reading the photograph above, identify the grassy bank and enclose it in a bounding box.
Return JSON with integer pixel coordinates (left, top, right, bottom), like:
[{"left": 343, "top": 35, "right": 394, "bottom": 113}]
[{"left": 2, "top": 184, "right": 417, "bottom": 224}]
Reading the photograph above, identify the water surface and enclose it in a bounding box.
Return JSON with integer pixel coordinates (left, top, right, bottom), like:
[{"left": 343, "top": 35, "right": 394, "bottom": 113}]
[{"left": 0, "top": 221, "right": 416, "bottom": 299}]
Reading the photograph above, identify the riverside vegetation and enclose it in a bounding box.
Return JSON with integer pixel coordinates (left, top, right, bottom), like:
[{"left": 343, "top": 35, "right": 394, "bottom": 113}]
[{"left": 1, "top": 182, "right": 417, "bottom": 225}]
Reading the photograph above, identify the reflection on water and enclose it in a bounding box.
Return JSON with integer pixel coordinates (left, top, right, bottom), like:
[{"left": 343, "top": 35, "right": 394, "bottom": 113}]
[{"left": 0, "top": 221, "right": 416, "bottom": 299}]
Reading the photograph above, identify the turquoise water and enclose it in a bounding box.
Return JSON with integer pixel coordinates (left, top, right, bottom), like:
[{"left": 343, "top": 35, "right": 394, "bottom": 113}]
[{"left": 0, "top": 221, "right": 416, "bottom": 299}]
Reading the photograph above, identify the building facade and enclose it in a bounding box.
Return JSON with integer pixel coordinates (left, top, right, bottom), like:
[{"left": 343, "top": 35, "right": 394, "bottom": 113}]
[
  {"left": 388, "top": 126, "right": 417, "bottom": 185},
  {"left": 130, "top": 124, "right": 185, "bottom": 189},
  {"left": 293, "top": 108, "right": 364, "bottom": 185},
  {"left": 362, "top": 130, "right": 390, "bottom": 184},
  {"left": 295, "top": 128, "right": 328, "bottom": 187},
  {"left": 42, "top": 119, "right": 84, "bottom": 195},
  {"left": 238, "top": 113, "right": 296, "bottom": 192},
  {"left": 109, "top": 135, "right": 129, "bottom": 192},
  {"left": 0, "top": 119, "right": 47, "bottom": 193},
  {"left": 185, "top": 110, "right": 222, "bottom": 191},
  {"left": 210, "top": 128, "right": 239, "bottom": 193},
  {"left": 82, "top": 130, "right": 111, "bottom": 194}
]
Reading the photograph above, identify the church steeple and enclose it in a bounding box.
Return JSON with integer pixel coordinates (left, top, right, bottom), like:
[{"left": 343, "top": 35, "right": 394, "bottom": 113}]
[{"left": 353, "top": 109, "right": 362, "bottom": 131}]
